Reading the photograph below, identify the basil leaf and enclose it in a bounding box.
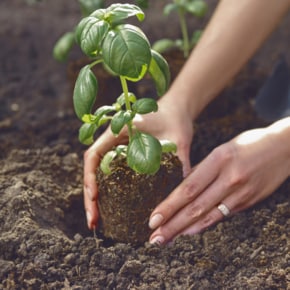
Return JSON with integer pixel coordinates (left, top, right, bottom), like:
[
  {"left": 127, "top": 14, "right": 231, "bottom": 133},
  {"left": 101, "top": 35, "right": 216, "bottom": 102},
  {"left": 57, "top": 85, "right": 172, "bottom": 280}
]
[
  {"left": 76, "top": 16, "right": 110, "bottom": 57},
  {"left": 148, "top": 50, "right": 170, "bottom": 96},
  {"left": 132, "top": 98, "right": 158, "bottom": 114},
  {"left": 100, "top": 150, "right": 117, "bottom": 174},
  {"left": 105, "top": 3, "right": 145, "bottom": 23},
  {"left": 79, "top": 123, "right": 97, "bottom": 145},
  {"left": 127, "top": 132, "right": 162, "bottom": 174},
  {"left": 111, "top": 110, "right": 134, "bottom": 135},
  {"left": 102, "top": 24, "right": 151, "bottom": 80},
  {"left": 73, "top": 65, "right": 98, "bottom": 120},
  {"left": 53, "top": 32, "right": 75, "bottom": 62}
]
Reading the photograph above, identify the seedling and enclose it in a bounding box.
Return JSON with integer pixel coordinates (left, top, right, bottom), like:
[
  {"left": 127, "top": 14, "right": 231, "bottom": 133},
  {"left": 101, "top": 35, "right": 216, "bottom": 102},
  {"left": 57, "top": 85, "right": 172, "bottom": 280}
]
[
  {"left": 153, "top": 0, "right": 208, "bottom": 58},
  {"left": 73, "top": 3, "right": 176, "bottom": 175},
  {"left": 53, "top": 0, "right": 148, "bottom": 62}
]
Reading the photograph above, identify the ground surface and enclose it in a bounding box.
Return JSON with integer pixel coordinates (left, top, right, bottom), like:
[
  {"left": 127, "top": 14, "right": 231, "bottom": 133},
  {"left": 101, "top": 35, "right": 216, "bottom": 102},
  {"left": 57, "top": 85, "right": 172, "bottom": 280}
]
[{"left": 0, "top": 1, "right": 289, "bottom": 289}]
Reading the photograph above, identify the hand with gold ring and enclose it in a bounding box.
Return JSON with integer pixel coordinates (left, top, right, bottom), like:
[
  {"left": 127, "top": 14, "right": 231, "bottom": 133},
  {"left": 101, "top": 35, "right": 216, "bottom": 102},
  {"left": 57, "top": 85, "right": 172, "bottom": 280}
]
[{"left": 149, "top": 118, "right": 290, "bottom": 245}]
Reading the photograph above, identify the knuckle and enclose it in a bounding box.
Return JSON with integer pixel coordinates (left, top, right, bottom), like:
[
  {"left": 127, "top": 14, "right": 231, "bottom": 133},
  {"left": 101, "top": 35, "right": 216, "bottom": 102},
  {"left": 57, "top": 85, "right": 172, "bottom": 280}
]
[
  {"left": 211, "top": 143, "right": 234, "bottom": 165},
  {"left": 200, "top": 212, "right": 217, "bottom": 230},
  {"left": 227, "top": 169, "right": 247, "bottom": 188},
  {"left": 182, "top": 180, "right": 200, "bottom": 202},
  {"left": 185, "top": 202, "right": 204, "bottom": 222}
]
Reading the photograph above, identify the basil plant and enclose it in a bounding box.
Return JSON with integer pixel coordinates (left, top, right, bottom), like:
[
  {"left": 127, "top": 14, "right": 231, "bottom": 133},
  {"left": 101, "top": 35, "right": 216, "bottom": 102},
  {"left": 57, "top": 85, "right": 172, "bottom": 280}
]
[
  {"left": 153, "top": 0, "right": 208, "bottom": 58},
  {"left": 73, "top": 3, "right": 176, "bottom": 175}
]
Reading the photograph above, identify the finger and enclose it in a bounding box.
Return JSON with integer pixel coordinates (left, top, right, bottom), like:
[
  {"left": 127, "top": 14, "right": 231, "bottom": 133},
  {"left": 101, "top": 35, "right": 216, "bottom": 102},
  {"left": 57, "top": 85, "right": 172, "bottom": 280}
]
[
  {"left": 176, "top": 142, "right": 192, "bottom": 178},
  {"left": 84, "top": 186, "right": 98, "bottom": 230},
  {"left": 83, "top": 128, "right": 127, "bottom": 199},
  {"left": 149, "top": 173, "right": 232, "bottom": 244},
  {"left": 83, "top": 128, "right": 128, "bottom": 229},
  {"left": 149, "top": 149, "right": 224, "bottom": 230},
  {"left": 83, "top": 147, "right": 101, "bottom": 230},
  {"left": 179, "top": 189, "right": 247, "bottom": 237},
  {"left": 179, "top": 206, "right": 225, "bottom": 236}
]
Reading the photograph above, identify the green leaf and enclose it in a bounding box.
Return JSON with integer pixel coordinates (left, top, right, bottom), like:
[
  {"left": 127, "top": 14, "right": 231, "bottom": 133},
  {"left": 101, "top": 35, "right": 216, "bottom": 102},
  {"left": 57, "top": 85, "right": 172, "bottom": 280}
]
[
  {"left": 75, "top": 17, "right": 93, "bottom": 46},
  {"left": 78, "top": 0, "right": 105, "bottom": 17},
  {"left": 152, "top": 38, "right": 176, "bottom": 54},
  {"left": 79, "top": 123, "right": 97, "bottom": 145},
  {"left": 102, "top": 24, "right": 151, "bottom": 80},
  {"left": 132, "top": 98, "right": 158, "bottom": 114},
  {"left": 53, "top": 32, "right": 75, "bottom": 62},
  {"left": 105, "top": 3, "right": 145, "bottom": 23},
  {"left": 191, "top": 29, "right": 202, "bottom": 46},
  {"left": 160, "top": 140, "right": 177, "bottom": 153},
  {"left": 76, "top": 16, "right": 110, "bottom": 57},
  {"left": 134, "top": 0, "right": 149, "bottom": 9},
  {"left": 100, "top": 150, "right": 117, "bottom": 174},
  {"left": 73, "top": 65, "right": 98, "bottom": 120},
  {"left": 82, "top": 113, "right": 97, "bottom": 123},
  {"left": 116, "top": 92, "right": 137, "bottom": 107},
  {"left": 186, "top": 0, "right": 208, "bottom": 17},
  {"left": 148, "top": 50, "right": 171, "bottom": 96},
  {"left": 111, "top": 110, "right": 134, "bottom": 135},
  {"left": 89, "top": 7, "right": 106, "bottom": 20},
  {"left": 127, "top": 132, "right": 162, "bottom": 174},
  {"left": 93, "top": 105, "right": 115, "bottom": 124},
  {"left": 163, "top": 3, "right": 178, "bottom": 16}
]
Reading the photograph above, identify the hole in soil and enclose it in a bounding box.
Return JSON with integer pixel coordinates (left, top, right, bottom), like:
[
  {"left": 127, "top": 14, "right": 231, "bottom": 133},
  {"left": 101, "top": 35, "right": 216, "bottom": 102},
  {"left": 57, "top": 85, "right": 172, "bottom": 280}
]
[
  {"left": 63, "top": 201, "right": 124, "bottom": 247},
  {"left": 61, "top": 195, "right": 91, "bottom": 240}
]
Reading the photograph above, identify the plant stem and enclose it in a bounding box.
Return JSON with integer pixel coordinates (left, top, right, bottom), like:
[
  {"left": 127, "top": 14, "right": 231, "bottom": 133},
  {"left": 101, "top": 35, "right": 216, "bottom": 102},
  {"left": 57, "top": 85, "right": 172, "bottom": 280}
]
[
  {"left": 120, "top": 76, "right": 133, "bottom": 140},
  {"left": 177, "top": 6, "right": 189, "bottom": 58},
  {"left": 89, "top": 58, "right": 103, "bottom": 68}
]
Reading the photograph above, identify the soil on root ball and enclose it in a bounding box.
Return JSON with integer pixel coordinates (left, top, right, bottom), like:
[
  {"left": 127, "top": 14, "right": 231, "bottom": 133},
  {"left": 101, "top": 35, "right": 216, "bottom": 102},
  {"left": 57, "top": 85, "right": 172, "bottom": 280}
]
[{"left": 96, "top": 153, "right": 183, "bottom": 245}]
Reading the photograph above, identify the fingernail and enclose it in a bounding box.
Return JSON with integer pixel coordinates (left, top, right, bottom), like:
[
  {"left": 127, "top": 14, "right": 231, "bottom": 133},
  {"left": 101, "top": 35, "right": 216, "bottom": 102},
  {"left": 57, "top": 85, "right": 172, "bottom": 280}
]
[
  {"left": 149, "top": 213, "right": 163, "bottom": 229},
  {"left": 150, "top": 235, "right": 165, "bottom": 245},
  {"left": 86, "top": 186, "right": 93, "bottom": 201},
  {"left": 86, "top": 211, "right": 92, "bottom": 225}
]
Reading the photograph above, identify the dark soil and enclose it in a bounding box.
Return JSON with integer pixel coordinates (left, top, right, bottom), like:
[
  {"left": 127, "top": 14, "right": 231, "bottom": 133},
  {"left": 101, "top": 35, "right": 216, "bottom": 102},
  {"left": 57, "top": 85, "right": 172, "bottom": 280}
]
[{"left": 0, "top": 0, "right": 289, "bottom": 289}]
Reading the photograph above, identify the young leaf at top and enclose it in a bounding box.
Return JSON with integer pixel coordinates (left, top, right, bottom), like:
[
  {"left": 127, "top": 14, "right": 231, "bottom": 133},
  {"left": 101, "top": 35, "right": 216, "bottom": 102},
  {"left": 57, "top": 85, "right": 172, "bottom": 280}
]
[
  {"left": 76, "top": 16, "right": 110, "bottom": 57},
  {"left": 148, "top": 50, "right": 171, "bottom": 96},
  {"left": 73, "top": 65, "right": 98, "bottom": 120},
  {"left": 132, "top": 98, "right": 158, "bottom": 114},
  {"left": 104, "top": 3, "right": 145, "bottom": 23},
  {"left": 101, "top": 24, "right": 151, "bottom": 80},
  {"left": 127, "top": 132, "right": 162, "bottom": 174}
]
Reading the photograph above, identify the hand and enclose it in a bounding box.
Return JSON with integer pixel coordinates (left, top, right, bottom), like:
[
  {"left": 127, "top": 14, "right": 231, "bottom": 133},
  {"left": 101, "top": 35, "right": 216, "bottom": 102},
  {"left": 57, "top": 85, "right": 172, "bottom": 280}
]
[
  {"left": 148, "top": 120, "right": 290, "bottom": 245},
  {"left": 83, "top": 96, "right": 195, "bottom": 230}
]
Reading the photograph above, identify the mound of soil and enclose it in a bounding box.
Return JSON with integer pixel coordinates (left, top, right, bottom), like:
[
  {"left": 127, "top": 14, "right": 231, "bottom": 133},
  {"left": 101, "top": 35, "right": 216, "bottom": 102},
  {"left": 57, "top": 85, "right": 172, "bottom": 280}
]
[{"left": 0, "top": 0, "right": 289, "bottom": 289}]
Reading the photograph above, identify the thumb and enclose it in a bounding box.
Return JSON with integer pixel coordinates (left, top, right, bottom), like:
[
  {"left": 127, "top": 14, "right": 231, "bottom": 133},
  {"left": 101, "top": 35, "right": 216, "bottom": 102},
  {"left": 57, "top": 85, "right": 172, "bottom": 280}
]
[{"left": 176, "top": 144, "right": 191, "bottom": 177}]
